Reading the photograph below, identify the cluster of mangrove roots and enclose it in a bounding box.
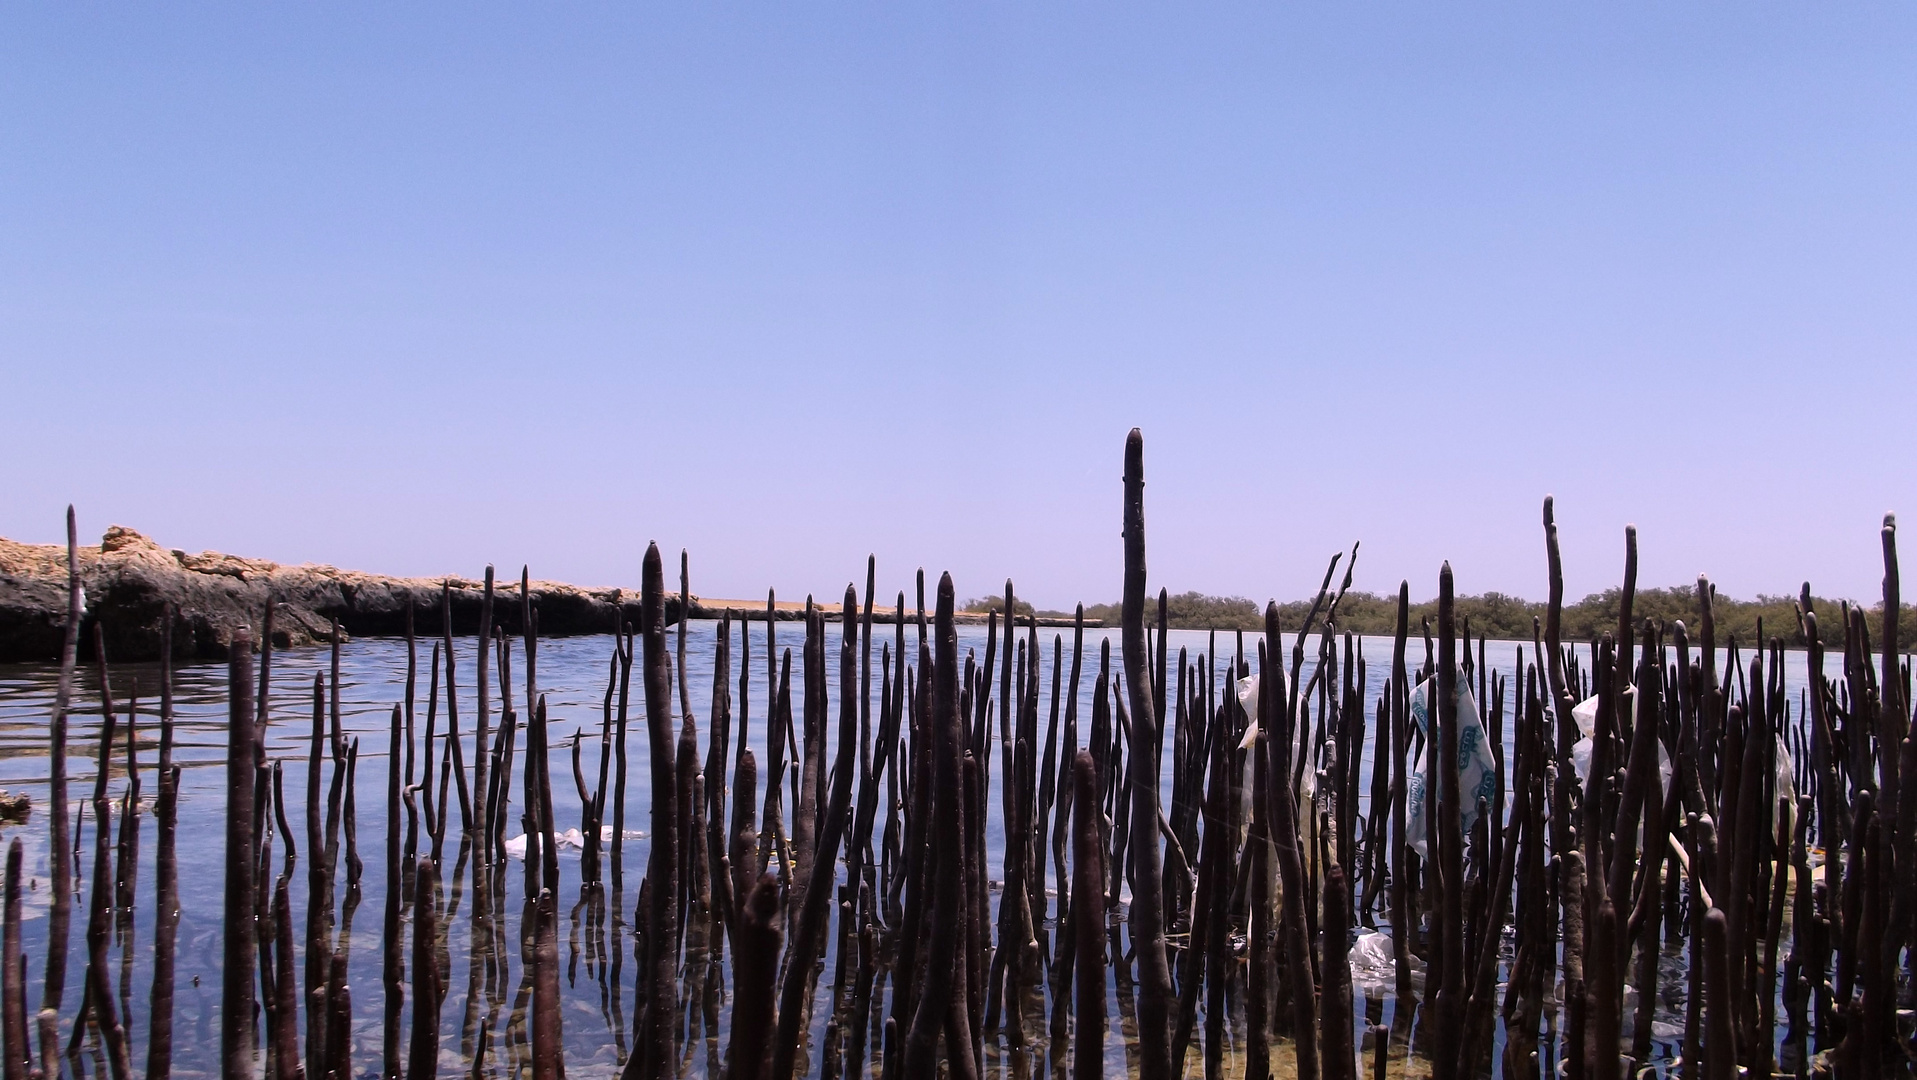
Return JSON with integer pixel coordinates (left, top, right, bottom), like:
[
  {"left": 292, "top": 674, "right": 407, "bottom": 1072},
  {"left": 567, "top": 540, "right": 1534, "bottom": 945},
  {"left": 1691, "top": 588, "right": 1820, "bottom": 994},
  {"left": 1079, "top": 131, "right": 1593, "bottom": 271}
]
[{"left": 4, "top": 431, "right": 1914, "bottom": 1080}]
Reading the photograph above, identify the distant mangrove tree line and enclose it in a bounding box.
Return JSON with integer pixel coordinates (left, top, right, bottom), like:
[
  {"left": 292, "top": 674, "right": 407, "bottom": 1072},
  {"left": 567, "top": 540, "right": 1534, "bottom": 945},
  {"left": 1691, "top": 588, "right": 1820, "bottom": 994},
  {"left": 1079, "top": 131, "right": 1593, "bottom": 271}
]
[{"left": 969, "top": 587, "right": 1913, "bottom": 647}]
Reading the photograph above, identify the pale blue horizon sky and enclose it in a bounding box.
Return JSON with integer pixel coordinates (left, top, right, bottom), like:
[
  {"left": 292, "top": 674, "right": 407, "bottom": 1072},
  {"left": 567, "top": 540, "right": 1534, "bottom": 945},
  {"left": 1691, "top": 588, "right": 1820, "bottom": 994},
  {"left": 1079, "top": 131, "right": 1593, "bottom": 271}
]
[{"left": 4, "top": 5, "right": 1913, "bottom": 610}]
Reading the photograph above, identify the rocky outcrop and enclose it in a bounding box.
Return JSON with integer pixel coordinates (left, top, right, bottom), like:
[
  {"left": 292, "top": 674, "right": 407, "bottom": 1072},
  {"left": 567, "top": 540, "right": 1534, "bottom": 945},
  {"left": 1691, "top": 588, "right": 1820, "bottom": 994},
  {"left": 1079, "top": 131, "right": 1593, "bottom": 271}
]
[{"left": 0, "top": 527, "right": 688, "bottom": 663}]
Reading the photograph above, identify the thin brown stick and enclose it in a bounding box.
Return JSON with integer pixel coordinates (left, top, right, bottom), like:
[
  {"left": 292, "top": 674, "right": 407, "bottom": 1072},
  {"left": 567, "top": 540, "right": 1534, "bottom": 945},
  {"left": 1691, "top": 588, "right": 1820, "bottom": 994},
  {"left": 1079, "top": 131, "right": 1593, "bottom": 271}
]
[
  {"left": 474, "top": 568, "right": 494, "bottom": 848},
  {"left": 147, "top": 606, "right": 182, "bottom": 1080},
  {"left": 270, "top": 879, "right": 301, "bottom": 1080},
  {"left": 384, "top": 703, "right": 405, "bottom": 1080},
  {"left": 305, "top": 670, "right": 331, "bottom": 1080},
  {"left": 1263, "top": 603, "right": 1319, "bottom": 1080},
  {"left": 635, "top": 544, "right": 679, "bottom": 1080},
  {"left": 770, "top": 585, "right": 863, "bottom": 1080},
  {"left": 724, "top": 874, "right": 782, "bottom": 1080},
  {"left": 1118, "top": 428, "right": 1173, "bottom": 1080},
  {"left": 440, "top": 586, "right": 472, "bottom": 834},
  {"left": 903, "top": 575, "right": 976, "bottom": 1080},
  {"left": 1701, "top": 907, "right": 1733, "bottom": 1080},
  {"left": 408, "top": 857, "right": 440, "bottom": 1080},
  {"left": 3, "top": 840, "right": 26, "bottom": 1080},
  {"left": 1071, "top": 750, "right": 1105, "bottom": 1080},
  {"left": 222, "top": 628, "right": 258, "bottom": 1080},
  {"left": 531, "top": 888, "right": 563, "bottom": 1080},
  {"left": 323, "top": 950, "right": 349, "bottom": 1080},
  {"left": 1433, "top": 564, "right": 1464, "bottom": 1080},
  {"left": 38, "top": 507, "right": 81, "bottom": 1080}
]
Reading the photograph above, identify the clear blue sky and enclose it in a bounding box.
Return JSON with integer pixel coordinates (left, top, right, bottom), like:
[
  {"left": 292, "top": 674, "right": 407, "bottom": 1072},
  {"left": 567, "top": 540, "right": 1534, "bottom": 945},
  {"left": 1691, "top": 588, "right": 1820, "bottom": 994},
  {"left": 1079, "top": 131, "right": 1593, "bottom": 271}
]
[{"left": 4, "top": 5, "right": 1912, "bottom": 610}]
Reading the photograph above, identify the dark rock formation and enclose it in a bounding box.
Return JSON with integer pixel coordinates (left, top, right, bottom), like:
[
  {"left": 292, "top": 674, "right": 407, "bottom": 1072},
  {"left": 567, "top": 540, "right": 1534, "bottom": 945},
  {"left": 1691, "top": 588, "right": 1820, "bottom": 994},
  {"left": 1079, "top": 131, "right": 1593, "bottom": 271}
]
[{"left": 0, "top": 527, "right": 690, "bottom": 663}]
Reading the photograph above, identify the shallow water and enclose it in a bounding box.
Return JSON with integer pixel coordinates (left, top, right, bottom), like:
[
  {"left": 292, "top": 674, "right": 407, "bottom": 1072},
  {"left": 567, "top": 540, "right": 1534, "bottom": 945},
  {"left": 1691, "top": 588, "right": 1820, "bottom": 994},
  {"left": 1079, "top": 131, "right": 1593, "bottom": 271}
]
[{"left": 0, "top": 621, "right": 1817, "bottom": 1078}]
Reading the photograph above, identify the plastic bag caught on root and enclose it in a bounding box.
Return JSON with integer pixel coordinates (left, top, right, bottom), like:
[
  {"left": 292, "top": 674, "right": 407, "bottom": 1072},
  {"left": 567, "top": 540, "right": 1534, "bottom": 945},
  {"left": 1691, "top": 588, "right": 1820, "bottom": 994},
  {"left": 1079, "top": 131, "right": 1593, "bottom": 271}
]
[{"left": 1405, "top": 677, "right": 1496, "bottom": 858}]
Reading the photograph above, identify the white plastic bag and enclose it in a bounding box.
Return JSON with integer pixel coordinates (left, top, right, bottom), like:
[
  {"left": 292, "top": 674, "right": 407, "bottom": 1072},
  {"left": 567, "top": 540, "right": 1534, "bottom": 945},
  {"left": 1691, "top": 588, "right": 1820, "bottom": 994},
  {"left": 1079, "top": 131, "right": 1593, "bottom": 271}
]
[
  {"left": 504, "top": 825, "right": 638, "bottom": 860},
  {"left": 1234, "top": 673, "right": 1318, "bottom": 807},
  {"left": 1405, "top": 677, "right": 1497, "bottom": 857},
  {"left": 1566, "top": 691, "right": 1671, "bottom": 794},
  {"left": 1347, "top": 930, "right": 1424, "bottom": 997},
  {"left": 1348, "top": 930, "right": 1398, "bottom": 995}
]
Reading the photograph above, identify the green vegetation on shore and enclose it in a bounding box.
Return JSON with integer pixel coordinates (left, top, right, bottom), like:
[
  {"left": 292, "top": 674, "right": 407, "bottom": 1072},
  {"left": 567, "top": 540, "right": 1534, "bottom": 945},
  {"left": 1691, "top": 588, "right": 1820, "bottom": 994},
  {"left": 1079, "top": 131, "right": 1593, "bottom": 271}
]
[{"left": 992, "top": 587, "right": 1912, "bottom": 648}]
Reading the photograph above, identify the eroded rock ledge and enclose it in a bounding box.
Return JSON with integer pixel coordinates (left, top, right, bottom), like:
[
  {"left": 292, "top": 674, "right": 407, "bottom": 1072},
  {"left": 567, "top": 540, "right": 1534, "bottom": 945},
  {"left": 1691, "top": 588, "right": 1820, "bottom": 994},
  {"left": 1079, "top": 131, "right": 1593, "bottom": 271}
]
[{"left": 0, "top": 526, "right": 694, "bottom": 663}]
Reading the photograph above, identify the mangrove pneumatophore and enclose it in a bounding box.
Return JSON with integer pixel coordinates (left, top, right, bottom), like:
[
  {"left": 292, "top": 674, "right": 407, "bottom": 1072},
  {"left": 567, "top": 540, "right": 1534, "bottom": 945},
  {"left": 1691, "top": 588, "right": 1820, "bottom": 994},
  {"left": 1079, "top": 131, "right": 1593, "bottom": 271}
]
[{"left": 4, "top": 436, "right": 1911, "bottom": 1080}]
